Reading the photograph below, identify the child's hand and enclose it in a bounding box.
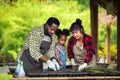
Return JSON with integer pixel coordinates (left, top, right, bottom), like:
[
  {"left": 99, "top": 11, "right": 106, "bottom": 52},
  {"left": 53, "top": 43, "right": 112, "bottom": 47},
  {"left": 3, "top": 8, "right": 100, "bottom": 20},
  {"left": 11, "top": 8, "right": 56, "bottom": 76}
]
[
  {"left": 59, "top": 61, "right": 63, "bottom": 66},
  {"left": 57, "top": 60, "right": 63, "bottom": 66}
]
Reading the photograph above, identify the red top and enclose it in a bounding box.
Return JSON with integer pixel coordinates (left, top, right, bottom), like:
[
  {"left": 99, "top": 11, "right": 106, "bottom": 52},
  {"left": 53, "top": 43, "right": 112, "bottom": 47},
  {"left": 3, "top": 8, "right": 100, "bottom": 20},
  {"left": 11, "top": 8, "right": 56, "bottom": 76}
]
[{"left": 67, "top": 34, "right": 95, "bottom": 64}]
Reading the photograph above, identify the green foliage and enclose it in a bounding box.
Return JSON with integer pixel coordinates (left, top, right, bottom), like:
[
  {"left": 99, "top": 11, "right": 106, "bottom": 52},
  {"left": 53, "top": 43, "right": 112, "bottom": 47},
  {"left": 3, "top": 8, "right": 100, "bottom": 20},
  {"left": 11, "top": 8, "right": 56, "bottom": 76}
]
[
  {"left": 98, "top": 23, "right": 117, "bottom": 60},
  {"left": 110, "top": 24, "right": 117, "bottom": 44},
  {"left": 0, "top": 73, "right": 13, "bottom": 80},
  {"left": 0, "top": 0, "right": 117, "bottom": 62},
  {"left": 110, "top": 44, "right": 117, "bottom": 58},
  {"left": 0, "top": 0, "right": 91, "bottom": 61},
  {"left": 98, "top": 43, "right": 106, "bottom": 58},
  {"left": 98, "top": 43, "right": 117, "bottom": 60},
  {"left": 78, "top": 0, "right": 90, "bottom": 11},
  {"left": 98, "top": 23, "right": 117, "bottom": 46},
  {"left": 98, "top": 24, "right": 107, "bottom": 47}
]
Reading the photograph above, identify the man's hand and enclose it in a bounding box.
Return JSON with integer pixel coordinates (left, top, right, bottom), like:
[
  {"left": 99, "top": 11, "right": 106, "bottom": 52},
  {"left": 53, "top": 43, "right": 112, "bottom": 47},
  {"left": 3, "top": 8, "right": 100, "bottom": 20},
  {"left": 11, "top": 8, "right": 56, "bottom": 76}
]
[
  {"left": 78, "top": 63, "right": 87, "bottom": 71},
  {"left": 43, "top": 62, "right": 48, "bottom": 70},
  {"left": 71, "top": 58, "right": 76, "bottom": 65},
  {"left": 47, "top": 60, "right": 56, "bottom": 71},
  {"left": 52, "top": 59, "right": 60, "bottom": 70}
]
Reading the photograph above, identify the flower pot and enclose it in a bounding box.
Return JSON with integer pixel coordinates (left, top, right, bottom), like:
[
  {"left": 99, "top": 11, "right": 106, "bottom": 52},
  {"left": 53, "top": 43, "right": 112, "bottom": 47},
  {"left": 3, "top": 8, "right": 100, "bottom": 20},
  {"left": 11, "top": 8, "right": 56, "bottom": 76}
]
[{"left": 97, "top": 63, "right": 109, "bottom": 69}]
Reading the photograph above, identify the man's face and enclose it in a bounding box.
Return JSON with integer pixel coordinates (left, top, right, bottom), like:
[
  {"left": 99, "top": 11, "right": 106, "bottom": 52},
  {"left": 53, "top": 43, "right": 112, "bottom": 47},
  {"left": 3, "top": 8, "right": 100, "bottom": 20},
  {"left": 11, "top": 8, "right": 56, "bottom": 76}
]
[{"left": 46, "top": 23, "right": 58, "bottom": 36}]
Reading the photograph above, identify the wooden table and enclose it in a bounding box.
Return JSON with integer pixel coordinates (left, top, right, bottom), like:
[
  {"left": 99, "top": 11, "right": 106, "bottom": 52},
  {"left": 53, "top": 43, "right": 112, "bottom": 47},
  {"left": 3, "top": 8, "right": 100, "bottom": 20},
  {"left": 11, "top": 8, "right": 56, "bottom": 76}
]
[
  {"left": 10, "top": 66, "right": 120, "bottom": 80},
  {"left": 12, "top": 75, "right": 120, "bottom": 80}
]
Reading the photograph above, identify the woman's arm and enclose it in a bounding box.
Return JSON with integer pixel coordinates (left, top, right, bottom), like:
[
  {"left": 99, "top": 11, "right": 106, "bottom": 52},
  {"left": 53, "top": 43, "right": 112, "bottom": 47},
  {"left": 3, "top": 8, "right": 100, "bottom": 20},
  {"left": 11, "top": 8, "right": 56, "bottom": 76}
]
[
  {"left": 84, "top": 38, "right": 95, "bottom": 64},
  {"left": 67, "top": 37, "right": 75, "bottom": 60}
]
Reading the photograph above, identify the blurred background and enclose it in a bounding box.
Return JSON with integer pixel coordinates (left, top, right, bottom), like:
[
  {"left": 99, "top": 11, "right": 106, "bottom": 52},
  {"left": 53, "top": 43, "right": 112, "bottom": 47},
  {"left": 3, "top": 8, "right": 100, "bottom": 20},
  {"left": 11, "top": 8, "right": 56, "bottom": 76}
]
[{"left": 0, "top": 0, "right": 117, "bottom": 79}]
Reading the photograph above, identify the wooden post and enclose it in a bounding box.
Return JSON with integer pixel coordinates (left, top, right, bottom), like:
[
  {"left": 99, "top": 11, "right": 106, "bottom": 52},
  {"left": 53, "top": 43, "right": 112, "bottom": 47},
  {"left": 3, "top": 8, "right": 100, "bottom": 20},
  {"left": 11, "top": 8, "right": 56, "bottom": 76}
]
[
  {"left": 90, "top": 0, "right": 98, "bottom": 61},
  {"left": 106, "top": 24, "right": 111, "bottom": 64},
  {"left": 117, "top": 0, "right": 120, "bottom": 70}
]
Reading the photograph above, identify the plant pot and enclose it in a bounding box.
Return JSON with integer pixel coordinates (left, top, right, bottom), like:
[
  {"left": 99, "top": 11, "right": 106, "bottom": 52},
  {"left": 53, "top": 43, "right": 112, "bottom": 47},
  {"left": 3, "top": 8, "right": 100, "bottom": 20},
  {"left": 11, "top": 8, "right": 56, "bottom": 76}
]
[
  {"left": 97, "top": 63, "right": 109, "bottom": 69},
  {"left": 72, "top": 65, "right": 79, "bottom": 72}
]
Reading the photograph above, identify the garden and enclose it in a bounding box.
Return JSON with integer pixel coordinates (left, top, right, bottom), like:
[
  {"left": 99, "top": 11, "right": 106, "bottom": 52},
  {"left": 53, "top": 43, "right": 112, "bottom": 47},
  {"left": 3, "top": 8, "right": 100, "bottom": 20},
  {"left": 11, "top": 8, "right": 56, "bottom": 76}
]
[{"left": 0, "top": 0, "right": 117, "bottom": 79}]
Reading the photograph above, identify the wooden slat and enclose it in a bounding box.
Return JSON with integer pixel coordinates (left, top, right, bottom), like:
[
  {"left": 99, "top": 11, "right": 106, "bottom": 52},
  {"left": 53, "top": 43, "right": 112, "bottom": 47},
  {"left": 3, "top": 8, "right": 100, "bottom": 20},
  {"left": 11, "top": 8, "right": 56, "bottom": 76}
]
[
  {"left": 117, "top": 0, "right": 120, "bottom": 70},
  {"left": 12, "top": 76, "right": 120, "bottom": 80},
  {"left": 97, "top": 0, "right": 118, "bottom": 15},
  {"left": 90, "top": 0, "right": 98, "bottom": 61}
]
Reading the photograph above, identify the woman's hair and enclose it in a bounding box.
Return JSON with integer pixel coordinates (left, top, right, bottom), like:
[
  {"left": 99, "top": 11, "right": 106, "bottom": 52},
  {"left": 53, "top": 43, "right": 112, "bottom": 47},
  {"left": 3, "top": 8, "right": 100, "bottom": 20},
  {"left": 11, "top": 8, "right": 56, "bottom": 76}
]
[
  {"left": 70, "top": 19, "right": 84, "bottom": 34},
  {"left": 55, "top": 29, "right": 70, "bottom": 38}
]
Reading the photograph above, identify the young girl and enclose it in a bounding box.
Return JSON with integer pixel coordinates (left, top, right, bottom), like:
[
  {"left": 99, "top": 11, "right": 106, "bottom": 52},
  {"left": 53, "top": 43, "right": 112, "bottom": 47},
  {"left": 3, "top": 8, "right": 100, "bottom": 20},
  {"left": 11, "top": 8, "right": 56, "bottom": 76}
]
[{"left": 55, "top": 29, "right": 70, "bottom": 69}]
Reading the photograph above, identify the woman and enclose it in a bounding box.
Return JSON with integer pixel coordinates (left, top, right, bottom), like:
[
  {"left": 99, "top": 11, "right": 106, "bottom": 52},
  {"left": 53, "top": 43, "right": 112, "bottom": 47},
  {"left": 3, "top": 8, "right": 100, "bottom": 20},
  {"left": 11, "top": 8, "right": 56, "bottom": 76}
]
[{"left": 67, "top": 19, "right": 97, "bottom": 71}]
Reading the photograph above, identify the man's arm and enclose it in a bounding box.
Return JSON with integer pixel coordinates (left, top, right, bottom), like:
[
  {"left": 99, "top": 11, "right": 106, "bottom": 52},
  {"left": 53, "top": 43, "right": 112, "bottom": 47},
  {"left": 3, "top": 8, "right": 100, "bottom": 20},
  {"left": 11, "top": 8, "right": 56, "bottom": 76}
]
[
  {"left": 39, "top": 56, "right": 48, "bottom": 62},
  {"left": 29, "top": 27, "right": 44, "bottom": 62}
]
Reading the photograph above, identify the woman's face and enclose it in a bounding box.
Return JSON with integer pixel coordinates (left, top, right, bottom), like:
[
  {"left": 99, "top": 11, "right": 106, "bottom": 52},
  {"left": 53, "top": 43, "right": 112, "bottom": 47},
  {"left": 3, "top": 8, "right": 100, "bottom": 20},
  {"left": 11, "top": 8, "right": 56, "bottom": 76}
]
[
  {"left": 58, "top": 35, "right": 66, "bottom": 46},
  {"left": 71, "top": 30, "right": 83, "bottom": 40}
]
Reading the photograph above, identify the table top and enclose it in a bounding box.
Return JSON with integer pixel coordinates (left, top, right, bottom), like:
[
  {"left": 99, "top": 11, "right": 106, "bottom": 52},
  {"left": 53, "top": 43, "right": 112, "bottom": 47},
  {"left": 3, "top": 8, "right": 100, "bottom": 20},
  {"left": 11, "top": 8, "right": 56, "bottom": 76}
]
[
  {"left": 12, "top": 76, "right": 120, "bottom": 80},
  {"left": 9, "top": 66, "right": 120, "bottom": 80}
]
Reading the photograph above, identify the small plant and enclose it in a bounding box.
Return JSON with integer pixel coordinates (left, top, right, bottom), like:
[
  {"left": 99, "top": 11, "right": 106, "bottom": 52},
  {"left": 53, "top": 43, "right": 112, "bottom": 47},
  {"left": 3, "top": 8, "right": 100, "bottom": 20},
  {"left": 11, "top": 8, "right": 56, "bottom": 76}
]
[{"left": 98, "top": 43, "right": 117, "bottom": 63}]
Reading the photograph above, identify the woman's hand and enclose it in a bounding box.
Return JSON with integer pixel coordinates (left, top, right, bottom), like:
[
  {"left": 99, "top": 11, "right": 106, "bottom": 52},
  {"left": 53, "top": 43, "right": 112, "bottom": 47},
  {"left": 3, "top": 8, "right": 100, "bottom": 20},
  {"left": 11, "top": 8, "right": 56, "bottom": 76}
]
[
  {"left": 78, "top": 63, "right": 87, "bottom": 71},
  {"left": 71, "top": 58, "right": 76, "bottom": 65}
]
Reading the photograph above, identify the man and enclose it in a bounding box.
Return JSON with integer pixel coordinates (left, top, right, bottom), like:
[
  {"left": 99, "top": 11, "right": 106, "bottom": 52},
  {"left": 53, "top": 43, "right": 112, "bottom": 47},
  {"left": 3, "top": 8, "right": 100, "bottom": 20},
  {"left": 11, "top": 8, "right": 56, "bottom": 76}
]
[{"left": 17, "top": 17, "right": 60, "bottom": 71}]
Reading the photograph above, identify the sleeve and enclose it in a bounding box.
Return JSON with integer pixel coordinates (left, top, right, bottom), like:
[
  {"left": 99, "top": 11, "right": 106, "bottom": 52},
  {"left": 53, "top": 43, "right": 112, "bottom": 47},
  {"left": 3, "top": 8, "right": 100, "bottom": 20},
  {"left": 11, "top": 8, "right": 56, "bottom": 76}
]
[
  {"left": 29, "top": 30, "right": 43, "bottom": 62},
  {"left": 85, "top": 38, "right": 95, "bottom": 64},
  {"left": 67, "top": 37, "right": 74, "bottom": 60},
  {"left": 54, "top": 47, "right": 60, "bottom": 61}
]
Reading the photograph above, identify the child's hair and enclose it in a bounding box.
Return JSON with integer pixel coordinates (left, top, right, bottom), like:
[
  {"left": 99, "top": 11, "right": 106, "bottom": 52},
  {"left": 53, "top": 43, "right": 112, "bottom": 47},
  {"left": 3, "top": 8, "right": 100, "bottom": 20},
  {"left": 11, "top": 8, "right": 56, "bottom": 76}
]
[{"left": 55, "top": 29, "right": 70, "bottom": 38}]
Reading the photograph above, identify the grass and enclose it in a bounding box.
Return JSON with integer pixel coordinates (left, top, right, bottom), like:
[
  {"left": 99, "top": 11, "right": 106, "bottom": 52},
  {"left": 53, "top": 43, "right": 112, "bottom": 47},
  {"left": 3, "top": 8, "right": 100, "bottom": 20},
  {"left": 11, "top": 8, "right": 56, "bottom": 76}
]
[{"left": 0, "top": 73, "right": 13, "bottom": 80}]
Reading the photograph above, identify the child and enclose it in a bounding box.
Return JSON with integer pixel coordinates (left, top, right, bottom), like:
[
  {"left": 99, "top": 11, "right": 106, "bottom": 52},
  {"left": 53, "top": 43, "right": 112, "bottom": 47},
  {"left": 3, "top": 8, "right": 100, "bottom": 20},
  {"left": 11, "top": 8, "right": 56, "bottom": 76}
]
[{"left": 55, "top": 29, "right": 70, "bottom": 69}]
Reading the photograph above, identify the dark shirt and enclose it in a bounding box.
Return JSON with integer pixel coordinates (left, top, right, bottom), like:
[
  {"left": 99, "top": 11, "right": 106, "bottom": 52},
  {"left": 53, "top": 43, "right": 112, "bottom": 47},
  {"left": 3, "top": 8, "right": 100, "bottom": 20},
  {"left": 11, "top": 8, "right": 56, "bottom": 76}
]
[{"left": 67, "top": 34, "right": 95, "bottom": 64}]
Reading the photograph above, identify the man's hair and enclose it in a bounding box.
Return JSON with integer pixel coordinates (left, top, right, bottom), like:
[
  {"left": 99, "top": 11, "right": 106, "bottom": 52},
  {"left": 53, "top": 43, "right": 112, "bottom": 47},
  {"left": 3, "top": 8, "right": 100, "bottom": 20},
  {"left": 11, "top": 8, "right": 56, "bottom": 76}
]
[{"left": 46, "top": 17, "right": 60, "bottom": 26}]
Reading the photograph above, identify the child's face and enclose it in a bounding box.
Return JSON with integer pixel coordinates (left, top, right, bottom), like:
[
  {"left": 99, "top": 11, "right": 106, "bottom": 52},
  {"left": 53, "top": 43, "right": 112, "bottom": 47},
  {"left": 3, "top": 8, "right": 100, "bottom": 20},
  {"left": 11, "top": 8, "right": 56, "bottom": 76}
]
[{"left": 58, "top": 35, "right": 66, "bottom": 46}]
